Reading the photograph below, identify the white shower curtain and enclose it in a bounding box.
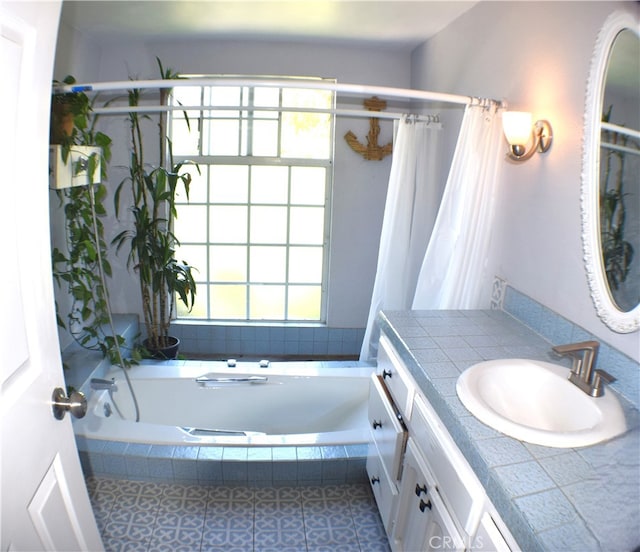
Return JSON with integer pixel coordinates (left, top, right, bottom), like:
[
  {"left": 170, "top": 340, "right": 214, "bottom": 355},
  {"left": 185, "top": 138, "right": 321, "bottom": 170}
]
[
  {"left": 412, "top": 103, "right": 503, "bottom": 309},
  {"left": 360, "top": 104, "right": 503, "bottom": 362},
  {"left": 360, "top": 117, "right": 442, "bottom": 362}
]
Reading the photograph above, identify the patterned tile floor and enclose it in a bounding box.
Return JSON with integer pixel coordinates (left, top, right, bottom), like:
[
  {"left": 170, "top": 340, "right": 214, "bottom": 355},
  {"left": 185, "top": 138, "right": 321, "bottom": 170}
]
[{"left": 87, "top": 477, "right": 391, "bottom": 552}]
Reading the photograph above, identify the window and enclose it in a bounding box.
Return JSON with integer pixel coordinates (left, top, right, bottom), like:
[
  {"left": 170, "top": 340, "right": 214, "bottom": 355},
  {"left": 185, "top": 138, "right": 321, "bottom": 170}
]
[{"left": 169, "top": 78, "right": 334, "bottom": 322}]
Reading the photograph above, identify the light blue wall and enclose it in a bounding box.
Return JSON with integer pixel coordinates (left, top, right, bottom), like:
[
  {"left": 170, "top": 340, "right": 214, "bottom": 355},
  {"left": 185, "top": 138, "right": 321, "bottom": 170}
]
[
  {"left": 53, "top": 29, "right": 411, "bottom": 335},
  {"left": 411, "top": 1, "right": 639, "bottom": 361},
  {"left": 52, "top": 2, "right": 639, "bottom": 361}
]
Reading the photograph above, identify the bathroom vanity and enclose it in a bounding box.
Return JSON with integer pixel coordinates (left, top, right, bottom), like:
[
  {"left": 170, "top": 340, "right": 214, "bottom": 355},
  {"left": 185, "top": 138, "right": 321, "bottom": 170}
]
[
  {"left": 367, "top": 309, "right": 639, "bottom": 552},
  {"left": 368, "top": 334, "right": 517, "bottom": 551}
]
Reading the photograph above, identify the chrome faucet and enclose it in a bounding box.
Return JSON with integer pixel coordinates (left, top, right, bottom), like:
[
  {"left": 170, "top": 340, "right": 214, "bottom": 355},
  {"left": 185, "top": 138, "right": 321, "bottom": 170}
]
[
  {"left": 551, "top": 340, "right": 615, "bottom": 397},
  {"left": 90, "top": 378, "right": 117, "bottom": 392}
]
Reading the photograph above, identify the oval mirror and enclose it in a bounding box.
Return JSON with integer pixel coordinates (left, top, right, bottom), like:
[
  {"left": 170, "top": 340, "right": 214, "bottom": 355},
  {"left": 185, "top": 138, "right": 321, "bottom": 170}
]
[{"left": 582, "top": 10, "right": 640, "bottom": 333}]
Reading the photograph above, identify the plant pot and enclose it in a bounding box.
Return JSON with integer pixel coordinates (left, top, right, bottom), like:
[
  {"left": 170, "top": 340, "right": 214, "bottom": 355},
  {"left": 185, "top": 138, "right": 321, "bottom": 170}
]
[
  {"left": 50, "top": 101, "right": 75, "bottom": 144},
  {"left": 143, "top": 336, "right": 180, "bottom": 360}
]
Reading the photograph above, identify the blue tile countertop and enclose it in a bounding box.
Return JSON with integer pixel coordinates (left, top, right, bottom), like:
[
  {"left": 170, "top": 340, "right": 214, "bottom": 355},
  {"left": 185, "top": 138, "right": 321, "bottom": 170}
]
[{"left": 378, "top": 309, "right": 640, "bottom": 552}]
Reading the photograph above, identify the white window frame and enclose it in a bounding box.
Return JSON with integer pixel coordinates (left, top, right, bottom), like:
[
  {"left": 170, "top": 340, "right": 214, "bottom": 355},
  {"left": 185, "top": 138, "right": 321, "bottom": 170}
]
[{"left": 170, "top": 77, "right": 335, "bottom": 323}]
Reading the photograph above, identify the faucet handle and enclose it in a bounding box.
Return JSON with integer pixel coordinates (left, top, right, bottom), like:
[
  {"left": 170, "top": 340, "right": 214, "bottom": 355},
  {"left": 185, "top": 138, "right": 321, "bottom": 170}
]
[{"left": 591, "top": 369, "right": 616, "bottom": 397}]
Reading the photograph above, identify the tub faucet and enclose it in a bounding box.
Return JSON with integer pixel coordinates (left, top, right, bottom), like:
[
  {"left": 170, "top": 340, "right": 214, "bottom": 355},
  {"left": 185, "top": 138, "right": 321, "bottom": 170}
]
[
  {"left": 551, "top": 340, "right": 615, "bottom": 397},
  {"left": 90, "top": 378, "right": 117, "bottom": 392}
]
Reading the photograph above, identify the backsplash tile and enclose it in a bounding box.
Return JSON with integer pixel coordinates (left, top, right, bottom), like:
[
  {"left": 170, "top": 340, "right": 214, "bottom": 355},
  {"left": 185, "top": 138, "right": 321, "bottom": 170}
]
[{"left": 502, "top": 285, "right": 640, "bottom": 409}]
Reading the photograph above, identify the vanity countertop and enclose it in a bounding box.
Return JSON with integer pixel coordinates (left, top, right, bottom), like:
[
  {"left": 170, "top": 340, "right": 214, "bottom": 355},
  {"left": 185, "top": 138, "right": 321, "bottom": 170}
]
[{"left": 378, "top": 309, "right": 639, "bottom": 552}]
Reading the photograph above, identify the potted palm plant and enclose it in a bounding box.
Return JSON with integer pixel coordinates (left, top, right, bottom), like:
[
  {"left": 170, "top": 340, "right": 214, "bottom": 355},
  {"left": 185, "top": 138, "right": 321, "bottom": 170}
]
[{"left": 113, "top": 61, "right": 197, "bottom": 359}]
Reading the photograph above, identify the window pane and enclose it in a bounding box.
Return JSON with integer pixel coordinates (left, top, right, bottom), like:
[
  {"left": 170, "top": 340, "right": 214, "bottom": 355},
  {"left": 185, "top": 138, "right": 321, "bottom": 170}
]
[
  {"left": 281, "top": 112, "right": 331, "bottom": 159},
  {"left": 291, "top": 167, "right": 325, "bottom": 205},
  {"left": 250, "top": 206, "right": 287, "bottom": 243},
  {"left": 210, "top": 245, "right": 246, "bottom": 282},
  {"left": 176, "top": 288, "right": 207, "bottom": 318},
  {"left": 171, "top": 117, "right": 199, "bottom": 156},
  {"left": 254, "top": 87, "right": 279, "bottom": 107},
  {"left": 204, "top": 119, "right": 239, "bottom": 155},
  {"left": 289, "top": 247, "right": 322, "bottom": 283},
  {"left": 208, "top": 86, "right": 241, "bottom": 106},
  {"left": 175, "top": 244, "right": 206, "bottom": 275},
  {"left": 211, "top": 284, "right": 246, "bottom": 319},
  {"left": 210, "top": 205, "right": 247, "bottom": 243},
  {"left": 172, "top": 85, "right": 202, "bottom": 107},
  {"left": 287, "top": 286, "right": 321, "bottom": 320},
  {"left": 210, "top": 165, "right": 248, "bottom": 203},
  {"left": 250, "top": 246, "right": 286, "bottom": 282},
  {"left": 252, "top": 119, "right": 278, "bottom": 156},
  {"left": 251, "top": 166, "right": 288, "bottom": 204},
  {"left": 290, "top": 206, "right": 324, "bottom": 244},
  {"left": 174, "top": 205, "right": 207, "bottom": 243},
  {"left": 250, "top": 285, "right": 285, "bottom": 319},
  {"left": 176, "top": 165, "right": 207, "bottom": 204}
]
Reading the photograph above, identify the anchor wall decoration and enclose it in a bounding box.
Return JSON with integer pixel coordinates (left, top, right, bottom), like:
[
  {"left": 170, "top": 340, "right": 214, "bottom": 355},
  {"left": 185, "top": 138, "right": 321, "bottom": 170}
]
[{"left": 344, "top": 96, "right": 393, "bottom": 161}]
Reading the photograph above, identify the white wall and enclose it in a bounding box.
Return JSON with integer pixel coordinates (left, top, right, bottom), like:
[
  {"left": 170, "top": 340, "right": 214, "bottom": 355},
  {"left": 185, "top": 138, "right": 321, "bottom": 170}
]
[
  {"left": 53, "top": 33, "right": 411, "bottom": 329},
  {"left": 411, "top": 0, "right": 639, "bottom": 360}
]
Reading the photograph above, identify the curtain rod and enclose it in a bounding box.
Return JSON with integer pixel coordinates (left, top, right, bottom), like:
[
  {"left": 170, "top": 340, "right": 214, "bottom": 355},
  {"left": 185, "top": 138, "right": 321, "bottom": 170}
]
[
  {"left": 601, "top": 121, "right": 640, "bottom": 141},
  {"left": 91, "top": 103, "right": 443, "bottom": 124},
  {"left": 54, "top": 76, "right": 502, "bottom": 108}
]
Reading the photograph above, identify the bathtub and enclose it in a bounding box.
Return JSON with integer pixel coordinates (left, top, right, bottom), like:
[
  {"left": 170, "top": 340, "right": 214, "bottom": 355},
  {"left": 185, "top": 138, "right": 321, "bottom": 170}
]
[{"left": 74, "top": 360, "right": 375, "bottom": 448}]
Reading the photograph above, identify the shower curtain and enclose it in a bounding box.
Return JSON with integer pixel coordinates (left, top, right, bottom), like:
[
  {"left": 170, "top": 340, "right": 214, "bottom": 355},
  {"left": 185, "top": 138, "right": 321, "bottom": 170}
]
[
  {"left": 412, "top": 103, "right": 503, "bottom": 309},
  {"left": 360, "top": 104, "right": 503, "bottom": 362},
  {"left": 359, "top": 117, "right": 442, "bottom": 362}
]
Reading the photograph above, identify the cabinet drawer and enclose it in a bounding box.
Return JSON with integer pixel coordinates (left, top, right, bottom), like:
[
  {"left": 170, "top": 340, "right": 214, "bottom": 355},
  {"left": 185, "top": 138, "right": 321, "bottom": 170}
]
[
  {"left": 411, "top": 394, "right": 484, "bottom": 536},
  {"left": 369, "top": 374, "right": 407, "bottom": 481},
  {"left": 366, "top": 446, "right": 399, "bottom": 535},
  {"left": 378, "top": 335, "right": 414, "bottom": 419}
]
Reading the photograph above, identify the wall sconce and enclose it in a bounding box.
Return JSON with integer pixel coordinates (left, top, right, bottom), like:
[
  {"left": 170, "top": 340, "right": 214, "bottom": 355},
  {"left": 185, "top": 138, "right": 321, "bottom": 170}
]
[{"left": 502, "top": 111, "right": 553, "bottom": 161}]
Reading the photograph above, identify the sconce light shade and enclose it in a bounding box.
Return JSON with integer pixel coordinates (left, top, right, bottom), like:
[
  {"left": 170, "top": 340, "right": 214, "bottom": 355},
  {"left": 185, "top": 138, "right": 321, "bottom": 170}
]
[{"left": 502, "top": 111, "right": 553, "bottom": 161}]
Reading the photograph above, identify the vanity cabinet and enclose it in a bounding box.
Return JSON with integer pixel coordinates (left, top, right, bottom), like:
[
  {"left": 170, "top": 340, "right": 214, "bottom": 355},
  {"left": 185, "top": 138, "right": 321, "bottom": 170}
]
[{"left": 367, "top": 333, "right": 518, "bottom": 551}]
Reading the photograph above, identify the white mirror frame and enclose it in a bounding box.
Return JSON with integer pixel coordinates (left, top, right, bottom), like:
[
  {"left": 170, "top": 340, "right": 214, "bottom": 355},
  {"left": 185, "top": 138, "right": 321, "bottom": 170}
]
[{"left": 581, "top": 10, "right": 640, "bottom": 333}]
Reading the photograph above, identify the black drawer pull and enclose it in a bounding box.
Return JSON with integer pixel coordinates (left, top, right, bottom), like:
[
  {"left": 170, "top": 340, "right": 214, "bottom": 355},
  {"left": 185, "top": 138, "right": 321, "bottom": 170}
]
[
  {"left": 370, "top": 476, "right": 380, "bottom": 485},
  {"left": 415, "top": 483, "right": 428, "bottom": 497},
  {"left": 382, "top": 369, "right": 392, "bottom": 379},
  {"left": 372, "top": 420, "right": 382, "bottom": 430},
  {"left": 419, "top": 499, "right": 432, "bottom": 512}
]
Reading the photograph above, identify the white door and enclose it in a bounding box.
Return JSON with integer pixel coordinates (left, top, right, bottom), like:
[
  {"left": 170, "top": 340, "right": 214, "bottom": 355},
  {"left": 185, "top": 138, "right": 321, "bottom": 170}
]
[{"left": 0, "top": 2, "right": 103, "bottom": 550}]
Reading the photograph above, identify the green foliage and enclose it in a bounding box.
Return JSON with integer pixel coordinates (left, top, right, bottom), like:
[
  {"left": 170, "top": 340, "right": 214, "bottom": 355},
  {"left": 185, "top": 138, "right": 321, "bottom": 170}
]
[
  {"left": 51, "top": 76, "right": 136, "bottom": 368},
  {"left": 113, "top": 61, "right": 198, "bottom": 352},
  {"left": 600, "top": 105, "right": 635, "bottom": 293}
]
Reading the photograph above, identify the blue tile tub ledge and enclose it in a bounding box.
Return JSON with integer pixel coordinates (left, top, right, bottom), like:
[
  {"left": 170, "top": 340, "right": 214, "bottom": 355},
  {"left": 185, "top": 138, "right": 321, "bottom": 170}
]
[
  {"left": 377, "top": 307, "right": 639, "bottom": 552},
  {"left": 75, "top": 437, "right": 369, "bottom": 487}
]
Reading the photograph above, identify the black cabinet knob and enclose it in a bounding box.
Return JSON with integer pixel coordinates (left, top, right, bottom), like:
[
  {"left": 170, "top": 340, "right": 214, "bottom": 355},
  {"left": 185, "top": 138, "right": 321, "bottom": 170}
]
[
  {"left": 371, "top": 476, "right": 380, "bottom": 485},
  {"left": 419, "top": 499, "right": 432, "bottom": 512},
  {"left": 382, "top": 369, "right": 392, "bottom": 379},
  {"left": 372, "top": 420, "right": 382, "bottom": 430},
  {"left": 415, "top": 483, "right": 428, "bottom": 497}
]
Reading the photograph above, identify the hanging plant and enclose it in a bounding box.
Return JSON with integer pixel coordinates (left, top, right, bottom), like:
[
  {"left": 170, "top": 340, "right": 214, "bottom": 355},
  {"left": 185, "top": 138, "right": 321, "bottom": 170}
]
[{"left": 51, "top": 76, "right": 139, "bottom": 366}]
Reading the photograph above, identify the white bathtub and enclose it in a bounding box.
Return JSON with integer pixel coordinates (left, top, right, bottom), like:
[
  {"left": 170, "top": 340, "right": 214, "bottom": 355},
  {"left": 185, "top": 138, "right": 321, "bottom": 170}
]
[{"left": 74, "top": 360, "right": 375, "bottom": 447}]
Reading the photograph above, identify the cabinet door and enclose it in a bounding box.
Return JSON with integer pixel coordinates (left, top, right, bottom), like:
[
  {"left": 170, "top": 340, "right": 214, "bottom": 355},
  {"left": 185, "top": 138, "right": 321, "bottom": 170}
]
[
  {"left": 392, "top": 439, "right": 464, "bottom": 552},
  {"left": 471, "top": 513, "right": 513, "bottom": 552}
]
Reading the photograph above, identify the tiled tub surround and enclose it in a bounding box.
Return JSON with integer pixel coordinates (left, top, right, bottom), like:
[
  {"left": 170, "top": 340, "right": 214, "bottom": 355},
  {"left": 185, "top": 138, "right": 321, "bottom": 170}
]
[
  {"left": 77, "top": 438, "right": 370, "bottom": 487},
  {"left": 377, "top": 309, "right": 639, "bottom": 552},
  {"left": 170, "top": 321, "right": 366, "bottom": 358}
]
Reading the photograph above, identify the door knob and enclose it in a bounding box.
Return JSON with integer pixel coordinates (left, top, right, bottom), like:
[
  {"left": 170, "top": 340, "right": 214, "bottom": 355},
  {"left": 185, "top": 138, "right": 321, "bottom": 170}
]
[{"left": 52, "top": 387, "right": 87, "bottom": 420}]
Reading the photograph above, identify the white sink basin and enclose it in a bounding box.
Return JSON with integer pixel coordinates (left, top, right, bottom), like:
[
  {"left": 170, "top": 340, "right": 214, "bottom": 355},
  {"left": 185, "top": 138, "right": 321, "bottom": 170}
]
[{"left": 456, "top": 359, "right": 626, "bottom": 448}]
